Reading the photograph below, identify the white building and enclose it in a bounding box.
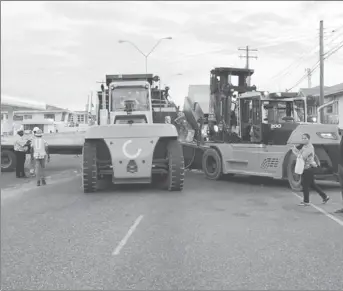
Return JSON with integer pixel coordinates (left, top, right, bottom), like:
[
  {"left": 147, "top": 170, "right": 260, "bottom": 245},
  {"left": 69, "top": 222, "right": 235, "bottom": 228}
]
[{"left": 299, "top": 83, "right": 343, "bottom": 127}]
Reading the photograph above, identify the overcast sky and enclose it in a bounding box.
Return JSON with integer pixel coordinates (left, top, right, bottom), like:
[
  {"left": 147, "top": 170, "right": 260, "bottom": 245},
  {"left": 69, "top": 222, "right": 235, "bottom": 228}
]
[{"left": 1, "top": 1, "right": 343, "bottom": 111}]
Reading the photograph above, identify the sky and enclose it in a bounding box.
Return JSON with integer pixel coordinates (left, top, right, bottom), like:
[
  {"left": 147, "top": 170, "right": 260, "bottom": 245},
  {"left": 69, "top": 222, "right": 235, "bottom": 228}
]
[{"left": 1, "top": 1, "right": 343, "bottom": 111}]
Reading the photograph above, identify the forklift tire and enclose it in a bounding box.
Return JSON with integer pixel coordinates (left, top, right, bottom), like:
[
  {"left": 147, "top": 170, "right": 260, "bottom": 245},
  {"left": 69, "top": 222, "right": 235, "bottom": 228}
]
[
  {"left": 286, "top": 154, "right": 302, "bottom": 191},
  {"left": 202, "top": 148, "right": 223, "bottom": 180},
  {"left": 1, "top": 150, "right": 16, "bottom": 172},
  {"left": 82, "top": 141, "right": 98, "bottom": 193},
  {"left": 163, "top": 139, "right": 185, "bottom": 191}
]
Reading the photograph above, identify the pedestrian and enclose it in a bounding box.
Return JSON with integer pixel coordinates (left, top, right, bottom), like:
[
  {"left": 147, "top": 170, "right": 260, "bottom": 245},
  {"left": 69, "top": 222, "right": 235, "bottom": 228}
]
[
  {"left": 30, "top": 129, "right": 50, "bottom": 186},
  {"left": 29, "top": 127, "right": 40, "bottom": 177},
  {"left": 335, "top": 129, "right": 343, "bottom": 214},
  {"left": 13, "top": 127, "right": 30, "bottom": 178},
  {"left": 292, "top": 133, "right": 330, "bottom": 206}
]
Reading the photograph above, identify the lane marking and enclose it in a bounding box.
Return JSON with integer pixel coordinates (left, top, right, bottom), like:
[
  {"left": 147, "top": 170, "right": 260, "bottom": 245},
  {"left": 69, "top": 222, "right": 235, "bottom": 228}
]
[
  {"left": 291, "top": 192, "right": 343, "bottom": 227},
  {"left": 112, "top": 215, "right": 144, "bottom": 256},
  {"left": 122, "top": 140, "right": 142, "bottom": 159}
]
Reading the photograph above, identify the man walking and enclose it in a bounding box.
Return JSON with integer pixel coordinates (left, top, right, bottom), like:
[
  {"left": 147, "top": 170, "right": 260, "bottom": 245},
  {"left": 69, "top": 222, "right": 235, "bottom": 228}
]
[
  {"left": 14, "top": 127, "right": 30, "bottom": 178},
  {"left": 335, "top": 129, "right": 343, "bottom": 214},
  {"left": 30, "top": 129, "right": 50, "bottom": 186}
]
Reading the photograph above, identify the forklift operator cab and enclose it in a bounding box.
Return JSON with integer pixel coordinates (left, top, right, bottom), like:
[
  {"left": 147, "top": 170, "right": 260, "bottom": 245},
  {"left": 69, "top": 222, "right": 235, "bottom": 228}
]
[{"left": 239, "top": 92, "right": 305, "bottom": 145}]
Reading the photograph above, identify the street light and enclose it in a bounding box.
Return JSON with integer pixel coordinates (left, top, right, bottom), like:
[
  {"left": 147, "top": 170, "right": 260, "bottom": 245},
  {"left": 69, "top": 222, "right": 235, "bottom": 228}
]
[{"left": 118, "top": 37, "right": 173, "bottom": 74}]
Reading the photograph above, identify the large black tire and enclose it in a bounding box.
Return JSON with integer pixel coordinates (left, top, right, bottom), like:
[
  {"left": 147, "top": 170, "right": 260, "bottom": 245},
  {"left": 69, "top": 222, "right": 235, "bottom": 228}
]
[
  {"left": 82, "top": 141, "right": 98, "bottom": 193},
  {"left": 1, "top": 150, "right": 16, "bottom": 172},
  {"left": 202, "top": 148, "right": 223, "bottom": 180},
  {"left": 163, "top": 139, "right": 185, "bottom": 191}
]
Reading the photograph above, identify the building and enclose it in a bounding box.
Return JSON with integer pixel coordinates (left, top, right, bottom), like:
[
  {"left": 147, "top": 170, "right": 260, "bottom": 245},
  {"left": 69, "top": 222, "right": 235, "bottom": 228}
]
[
  {"left": 1, "top": 95, "right": 46, "bottom": 134},
  {"left": 68, "top": 110, "right": 89, "bottom": 125},
  {"left": 299, "top": 83, "right": 343, "bottom": 126}
]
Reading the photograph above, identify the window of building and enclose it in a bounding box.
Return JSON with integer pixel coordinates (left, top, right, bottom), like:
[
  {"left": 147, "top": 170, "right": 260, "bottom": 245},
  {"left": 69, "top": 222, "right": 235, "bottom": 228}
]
[
  {"left": 77, "top": 114, "right": 85, "bottom": 123},
  {"left": 13, "top": 115, "right": 23, "bottom": 121},
  {"left": 1, "top": 113, "right": 8, "bottom": 120},
  {"left": 44, "top": 114, "right": 55, "bottom": 120},
  {"left": 326, "top": 105, "right": 333, "bottom": 114},
  {"left": 24, "top": 115, "right": 33, "bottom": 119}
]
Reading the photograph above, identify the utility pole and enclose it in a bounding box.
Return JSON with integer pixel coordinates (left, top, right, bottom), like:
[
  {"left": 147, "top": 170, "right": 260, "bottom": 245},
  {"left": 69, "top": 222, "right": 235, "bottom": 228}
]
[
  {"left": 305, "top": 68, "right": 312, "bottom": 88},
  {"left": 319, "top": 20, "right": 324, "bottom": 122},
  {"left": 238, "top": 45, "right": 258, "bottom": 86}
]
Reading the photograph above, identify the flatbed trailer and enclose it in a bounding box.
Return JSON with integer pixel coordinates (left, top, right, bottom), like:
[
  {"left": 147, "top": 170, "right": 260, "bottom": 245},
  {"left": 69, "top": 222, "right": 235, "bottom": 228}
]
[{"left": 1, "top": 131, "right": 84, "bottom": 172}]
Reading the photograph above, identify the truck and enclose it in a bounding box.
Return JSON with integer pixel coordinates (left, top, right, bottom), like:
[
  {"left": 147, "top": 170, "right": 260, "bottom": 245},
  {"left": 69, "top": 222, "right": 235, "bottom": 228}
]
[
  {"left": 180, "top": 67, "right": 341, "bottom": 191},
  {"left": 82, "top": 73, "right": 185, "bottom": 193}
]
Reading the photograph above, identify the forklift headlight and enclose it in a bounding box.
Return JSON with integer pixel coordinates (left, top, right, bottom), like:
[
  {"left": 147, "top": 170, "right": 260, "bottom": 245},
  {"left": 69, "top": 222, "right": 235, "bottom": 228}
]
[
  {"left": 213, "top": 125, "right": 219, "bottom": 132},
  {"left": 316, "top": 132, "right": 338, "bottom": 140}
]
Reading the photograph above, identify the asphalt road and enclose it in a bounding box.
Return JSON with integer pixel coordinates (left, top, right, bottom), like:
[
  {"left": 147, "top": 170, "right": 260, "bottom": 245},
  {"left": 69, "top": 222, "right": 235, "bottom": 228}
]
[
  {"left": 0, "top": 154, "right": 81, "bottom": 190},
  {"left": 1, "top": 164, "right": 343, "bottom": 290}
]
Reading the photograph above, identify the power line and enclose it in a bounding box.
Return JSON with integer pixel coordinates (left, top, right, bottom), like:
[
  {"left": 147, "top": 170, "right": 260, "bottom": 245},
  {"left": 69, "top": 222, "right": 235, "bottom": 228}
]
[
  {"left": 286, "top": 61, "right": 319, "bottom": 92},
  {"left": 324, "top": 41, "right": 343, "bottom": 59},
  {"left": 270, "top": 24, "right": 343, "bottom": 83},
  {"left": 286, "top": 40, "right": 343, "bottom": 91},
  {"left": 269, "top": 43, "right": 319, "bottom": 81}
]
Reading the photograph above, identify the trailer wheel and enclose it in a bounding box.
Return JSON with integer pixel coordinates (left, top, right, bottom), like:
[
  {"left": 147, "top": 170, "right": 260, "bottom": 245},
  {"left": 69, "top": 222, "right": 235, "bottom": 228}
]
[
  {"left": 163, "top": 139, "right": 185, "bottom": 191},
  {"left": 202, "top": 148, "right": 223, "bottom": 180},
  {"left": 1, "top": 150, "right": 16, "bottom": 172},
  {"left": 82, "top": 141, "right": 98, "bottom": 193}
]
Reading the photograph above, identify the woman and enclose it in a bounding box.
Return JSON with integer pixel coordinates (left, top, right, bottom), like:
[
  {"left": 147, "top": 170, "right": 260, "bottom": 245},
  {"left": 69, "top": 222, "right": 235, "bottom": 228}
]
[{"left": 292, "top": 133, "right": 330, "bottom": 206}]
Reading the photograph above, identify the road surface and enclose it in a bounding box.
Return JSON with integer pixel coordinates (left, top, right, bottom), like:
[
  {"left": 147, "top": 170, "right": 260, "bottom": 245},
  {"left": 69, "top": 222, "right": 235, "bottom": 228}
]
[{"left": 1, "top": 160, "right": 343, "bottom": 290}]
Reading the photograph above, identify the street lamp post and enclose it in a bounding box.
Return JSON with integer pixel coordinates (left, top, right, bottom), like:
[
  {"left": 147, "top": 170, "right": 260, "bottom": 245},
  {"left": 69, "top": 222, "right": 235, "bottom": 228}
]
[{"left": 118, "top": 37, "right": 172, "bottom": 75}]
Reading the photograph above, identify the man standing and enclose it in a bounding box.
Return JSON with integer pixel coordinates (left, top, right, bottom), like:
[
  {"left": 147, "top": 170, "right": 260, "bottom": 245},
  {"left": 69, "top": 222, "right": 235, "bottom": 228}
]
[
  {"left": 29, "top": 127, "right": 40, "bottom": 177},
  {"left": 335, "top": 129, "right": 343, "bottom": 214},
  {"left": 14, "top": 127, "right": 30, "bottom": 178},
  {"left": 30, "top": 129, "right": 50, "bottom": 186}
]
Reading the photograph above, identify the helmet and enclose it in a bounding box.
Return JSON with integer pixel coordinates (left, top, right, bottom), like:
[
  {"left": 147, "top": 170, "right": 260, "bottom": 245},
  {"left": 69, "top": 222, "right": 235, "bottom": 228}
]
[
  {"left": 34, "top": 129, "right": 43, "bottom": 137},
  {"left": 33, "top": 127, "right": 40, "bottom": 133}
]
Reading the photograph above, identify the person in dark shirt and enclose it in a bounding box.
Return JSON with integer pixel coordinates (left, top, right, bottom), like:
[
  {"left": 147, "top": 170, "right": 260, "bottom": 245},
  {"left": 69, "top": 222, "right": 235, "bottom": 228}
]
[{"left": 335, "top": 129, "right": 343, "bottom": 214}]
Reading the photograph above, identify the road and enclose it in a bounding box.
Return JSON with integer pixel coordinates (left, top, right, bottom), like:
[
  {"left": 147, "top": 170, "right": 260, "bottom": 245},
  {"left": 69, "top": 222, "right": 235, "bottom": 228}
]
[{"left": 1, "top": 158, "right": 343, "bottom": 290}]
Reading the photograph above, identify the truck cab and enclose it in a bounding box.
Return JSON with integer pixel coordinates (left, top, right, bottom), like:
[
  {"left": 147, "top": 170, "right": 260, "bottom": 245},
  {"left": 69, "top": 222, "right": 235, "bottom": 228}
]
[
  {"left": 238, "top": 91, "right": 307, "bottom": 145},
  {"left": 96, "top": 74, "right": 179, "bottom": 126}
]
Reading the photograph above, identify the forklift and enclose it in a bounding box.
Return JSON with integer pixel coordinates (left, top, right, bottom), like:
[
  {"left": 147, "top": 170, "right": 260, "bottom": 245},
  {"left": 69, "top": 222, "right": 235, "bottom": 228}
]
[{"left": 181, "top": 67, "right": 341, "bottom": 191}]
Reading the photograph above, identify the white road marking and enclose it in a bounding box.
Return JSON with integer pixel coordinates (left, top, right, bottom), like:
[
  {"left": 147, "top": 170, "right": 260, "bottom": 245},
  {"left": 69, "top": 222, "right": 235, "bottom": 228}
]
[
  {"left": 112, "top": 215, "right": 144, "bottom": 256},
  {"left": 291, "top": 192, "right": 343, "bottom": 227},
  {"left": 122, "top": 140, "right": 142, "bottom": 159}
]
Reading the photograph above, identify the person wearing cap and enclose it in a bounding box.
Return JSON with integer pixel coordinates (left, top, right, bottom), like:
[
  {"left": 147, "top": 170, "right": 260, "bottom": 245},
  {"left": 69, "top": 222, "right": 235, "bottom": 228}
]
[
  {"left": 13, "top": 126, "right": 30, "bottom": 178},
  {"left": 30, "top": 129, "right": 50, "bottom": 186}
]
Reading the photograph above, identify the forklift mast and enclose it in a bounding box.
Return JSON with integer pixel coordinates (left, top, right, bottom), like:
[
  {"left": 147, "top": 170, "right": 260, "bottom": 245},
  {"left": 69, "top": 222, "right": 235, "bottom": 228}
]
[{"left": 209, "top": 67, "right": 256, "bottom": 140}]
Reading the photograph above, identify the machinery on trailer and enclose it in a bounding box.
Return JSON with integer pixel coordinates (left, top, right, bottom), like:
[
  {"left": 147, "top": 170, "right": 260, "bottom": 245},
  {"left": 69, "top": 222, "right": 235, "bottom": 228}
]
[
  {"left": 83, "top": 73, "right": 184, "bottom": 193},
  {"left": 181, "top": 67, "right": 341, "bottom": 191}
]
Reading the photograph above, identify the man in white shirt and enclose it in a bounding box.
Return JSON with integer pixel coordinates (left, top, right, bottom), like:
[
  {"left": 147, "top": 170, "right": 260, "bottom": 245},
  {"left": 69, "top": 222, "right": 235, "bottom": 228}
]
[
  {"left": 14, "top": 127, "right": 30, "bottom": 178},
  {"left": 30, "top": 129, "right": 50, "bottom": 186}
]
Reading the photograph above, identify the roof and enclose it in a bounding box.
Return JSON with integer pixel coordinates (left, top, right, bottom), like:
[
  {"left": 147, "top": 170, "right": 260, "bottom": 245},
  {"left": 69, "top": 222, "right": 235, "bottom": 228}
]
[
  {"left": 1, "top": 95, "right": 46, "bottom": 111},
  {"left": 299, "top": 83, "right": 343, "bottom": 98},
  {"left": 46, "top": 104, "right": 69, "bottom": 111}
]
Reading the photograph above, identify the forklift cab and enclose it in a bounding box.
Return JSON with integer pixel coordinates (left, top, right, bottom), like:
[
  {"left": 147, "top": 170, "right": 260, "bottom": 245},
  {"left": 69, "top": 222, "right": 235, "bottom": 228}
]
[{"left": 238, "top": 91, "right": 305, "bottom": 145}]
